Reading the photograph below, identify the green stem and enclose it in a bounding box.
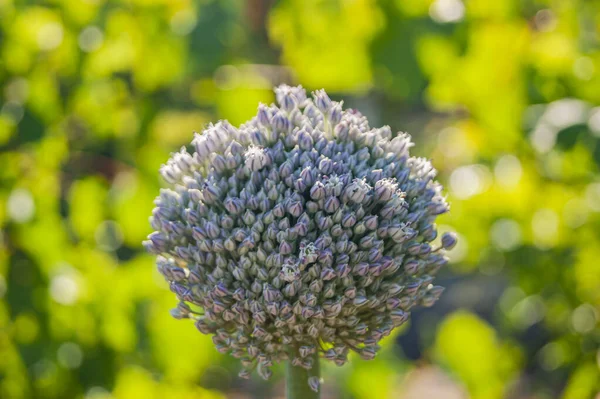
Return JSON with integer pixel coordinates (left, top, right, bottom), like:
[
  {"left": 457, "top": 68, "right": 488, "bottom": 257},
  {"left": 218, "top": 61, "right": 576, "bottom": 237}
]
[{"left": 286, "top": 347, "right": 320, "bottom": 399}]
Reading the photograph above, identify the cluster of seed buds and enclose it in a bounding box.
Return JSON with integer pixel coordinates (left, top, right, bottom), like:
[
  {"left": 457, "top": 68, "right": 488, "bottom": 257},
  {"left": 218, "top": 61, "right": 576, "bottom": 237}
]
[{"left": 144, "top": 85, "right": 456, "bottom": 391}]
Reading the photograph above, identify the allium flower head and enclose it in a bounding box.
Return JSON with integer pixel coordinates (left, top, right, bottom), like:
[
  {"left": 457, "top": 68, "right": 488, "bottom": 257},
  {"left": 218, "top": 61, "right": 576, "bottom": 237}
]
[{"left": 144, "top": 85, "right": 454, "bottom": 390}]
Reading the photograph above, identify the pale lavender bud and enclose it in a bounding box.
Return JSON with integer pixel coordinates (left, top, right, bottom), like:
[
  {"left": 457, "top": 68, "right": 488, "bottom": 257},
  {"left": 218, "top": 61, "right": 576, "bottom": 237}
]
[
  {"left": 298, "top": 130, "right": 314, "bottom": 151},
  {"left": 313, "top": 89, "right": 332, "bottom": 113},
  {"left": 328, "top": 102, "right": 343, "bottom": 124},
  {"left": 272, "top": 111, "right": 291, "bottom": 133},
  {"left": 257, "top": 103, "right": 270, "bottom": 126}
]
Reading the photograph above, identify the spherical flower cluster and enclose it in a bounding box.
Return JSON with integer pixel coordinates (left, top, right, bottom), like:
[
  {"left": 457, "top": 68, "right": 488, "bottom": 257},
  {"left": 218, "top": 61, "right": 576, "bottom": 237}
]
[{"left": 144, "top": 85, "right": 455, "bottom": 391}]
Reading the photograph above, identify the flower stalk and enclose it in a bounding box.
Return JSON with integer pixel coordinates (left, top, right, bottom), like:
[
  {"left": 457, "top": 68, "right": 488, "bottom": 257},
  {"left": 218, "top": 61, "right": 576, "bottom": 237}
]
[{"left": 286, "top": 346, "right": 320, "bottom": 399}]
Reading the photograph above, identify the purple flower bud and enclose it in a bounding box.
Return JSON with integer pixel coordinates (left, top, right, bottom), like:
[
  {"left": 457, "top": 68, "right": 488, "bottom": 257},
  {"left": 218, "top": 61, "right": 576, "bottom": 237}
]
[
  {"left": 352, "top": 262, "right": 368, "bottom": 276},
  {"left": 308, "top": 376, "right": 320, "bottom": 393},
  {"left": 279, "top": 161, "right": 293, "bottom": 178},
  {"left": 318, "top": 158, "right": 333, "bottom": 174},
  {"left": 301, "top": 307, "right": 315, "bottom": 318},
  {"left": 388, "top": 283, "right": 404, "bottom": 296},
  {"left": 328, "top": 102, "right": 342, "bottom": 125},
  {"left": 353, "top": 296, "right": 368, "bottom": 307},
  {"left": 404, "top": 259, "right": 420, "bottom": 275},
  {"left": 149, "top": 232, "right": 167, "bottom": 251},
  {"left": 441, "top": 232, "right": 458, "bottom": 250},
  {"left": 359, "top": 347, "right": 377, "bottom": 360},
  {"left": 257, "top": 364, "right": 272, "bottom": 380},
  {"left": 320, "top": 267, "right": 336, "bottom": 281},
  {"left": 336, "top": 263, "right": 350, "bottom": 278},
  {"left": 257, "top": 103, "right": 270, "bottom": 126},
  {"left": 278, "top": 240, "right": 292, "bottom": 255},
  {"left": 313, "top": 89, "right": 332, "bottom": 113},
  {"left": 309, "top": 279, "right": 323, "bottom": 293},
  {"left": 404, "top": 281, "right": 421, "bottom": 296},
  {"left": 406, "top": 243, "right": 421, "bottom": 256},
  {"left": 390, "top": 310, "right": 409, "bottom": 325},
  {"left": 263, "top": 284, "right": 281, "bottom": 302},
  {"left": 374, "top": 179, "right": 397, "bottom": 202},
  {"left": 288, "top": 201, "right": 303, "bottom": 217},
  {"left": 295, "top": 222, "right": 308, "bottom": 237},
  {"left": 342, "top": 213, "right": 357, "bottom": 228},
  {"left": 324, "top": 349, "right": 336, "bottom": 360},
  {"left": 283, "top": 282, "right": 297, "bottom": 297},
  {"left": 224, "top": 197, "right": 243, "bottom": 215},
  {"left": 386, "top": 298, "right": 401, "bottom": 310},
  {"left": 310, "top": 182, "right": 326, "bottom": 200},
  {"left": 272, "top": 111, "right": 290, "bottom": 133},
  {"left": 324, "top": 196, "right": 340, "bottom": 213},
  {"left": 298, "top": 130, "right": 314, "bottom": 151},
  {"left": 195, "top": 319, "right": 213, "bottom": 334}
]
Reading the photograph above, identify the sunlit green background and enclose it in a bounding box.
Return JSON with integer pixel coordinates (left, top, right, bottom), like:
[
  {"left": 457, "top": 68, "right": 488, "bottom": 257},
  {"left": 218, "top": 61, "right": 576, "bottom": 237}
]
[{"left": 1, "top": 0, "right": 599, "bottom": 398}]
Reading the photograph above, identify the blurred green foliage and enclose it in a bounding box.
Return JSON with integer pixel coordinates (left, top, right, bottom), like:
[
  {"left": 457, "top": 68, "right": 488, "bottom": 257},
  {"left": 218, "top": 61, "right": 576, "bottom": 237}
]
[{"left": 0, "top": 0, "right": 599, "bottom": 398}]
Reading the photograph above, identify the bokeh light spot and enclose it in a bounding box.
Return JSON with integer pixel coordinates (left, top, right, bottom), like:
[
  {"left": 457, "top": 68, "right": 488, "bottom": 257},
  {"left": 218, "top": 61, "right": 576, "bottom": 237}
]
[
  {"left": 437, "top": 127, "right": 473, "bottom": 162},
  {"left": 85, "top": 387, "right": 113, "bottom": 399},
  {"left": 538, "top": 342, "right": 566, "bottom": 371},
  {"left": 78, "top": 26, "right": 104, "bottom": 52},
  {"left": 573, "top": 57, "right": 595, "bottom": 81},
  {"left": 57, "top": 342, "right": 83, "bottom": 369},
  {"left": 563, "top": 198, "right": 588, "bottom": 229},
  {"left": 213, "top": 65, "right": 241, "bottom": 90},
  {"left": 588, "top": 107, "right": 600, "bottom": 137},
  {"left": 429, "top": 0, "right": 465, "bottom": 23},
  {"left": 494, "top": 154, "right": 522, "bottom": 189},
  {"left": 534, "top": 9, "right": 557, "bottom": 32},
  {"left": 585, "top": 183, "right": 600, "bottom": 211},
  {"left": 1, "top": 101, "right": 24, "bottom": 124},
  {"left": 530, "top": 124, "right": 556, "bottom": 153},
  {"left": 170, "top": 10, "right": 197, "bottom": 36},
  {"left": 509, "top": 295, "right": 546, "bottom": 329},
  {"left": 49, "top": 267, "right": 80, "bottom": 306},
  {"left": 37, "top": 22, "right": 64, "bottom": 51},
  {"left": 450, "top": 165, "right": 491, "bottom": 199},
  {"left": 543, "top": 99, "right": 588, "bottom": 129},
  {"left": 95, "top": 220, "right": 124, "bottom": 252},
  {"left": 7, "top": 188, "right": 35, "bottom": 223},
  {"left": 490, "top": 219, "right": 522, "bottom": 251},
  {"left": 4, "top": 78, "right": 29, "bottom": 104},
  {"left": 532, "top": 209, "right": 559, "bottom": 248},
  {"left": 571, "top": 304, "right": 598, "bottom": 334}
]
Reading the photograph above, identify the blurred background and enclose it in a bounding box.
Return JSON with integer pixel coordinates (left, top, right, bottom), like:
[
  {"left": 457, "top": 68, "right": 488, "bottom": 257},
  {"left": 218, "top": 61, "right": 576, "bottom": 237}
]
[{"left": 1, "top": 0, "right": 599, "bottom": 398}]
